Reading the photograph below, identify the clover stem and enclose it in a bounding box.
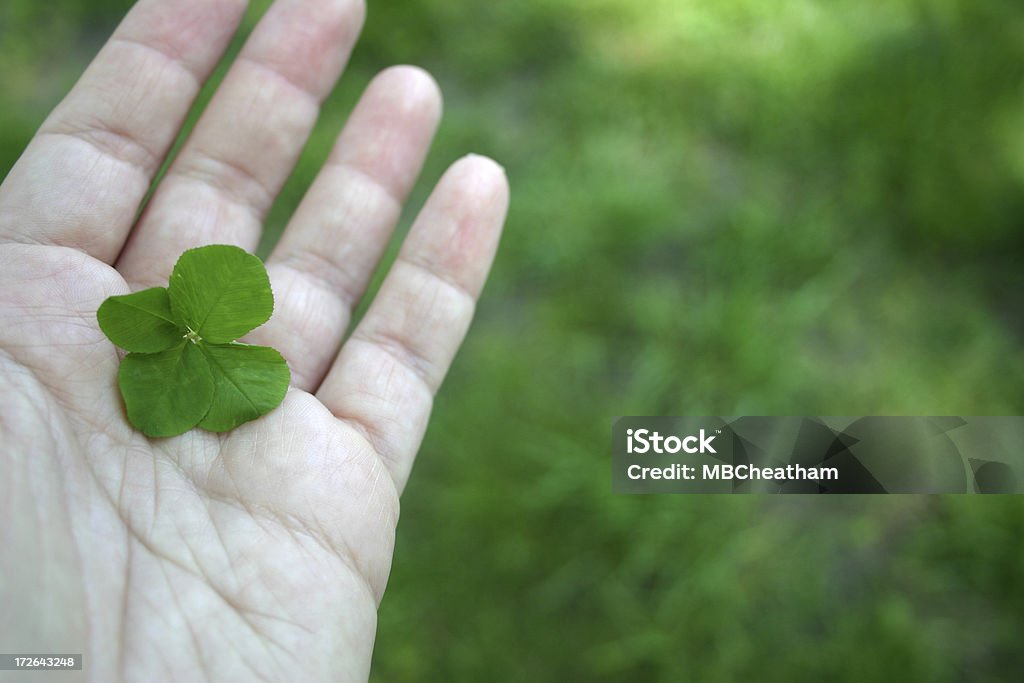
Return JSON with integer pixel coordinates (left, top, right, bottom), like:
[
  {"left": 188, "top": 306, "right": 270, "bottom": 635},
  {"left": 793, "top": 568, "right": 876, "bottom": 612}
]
[{"left": 184, "top": 326, "right": 202, "bottom": 344}]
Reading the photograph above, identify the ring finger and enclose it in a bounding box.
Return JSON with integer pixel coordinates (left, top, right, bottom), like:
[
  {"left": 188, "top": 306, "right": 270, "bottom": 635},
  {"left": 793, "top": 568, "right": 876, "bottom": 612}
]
[{"left": 244, "top": 65, "right": 442, "bottom": 390}]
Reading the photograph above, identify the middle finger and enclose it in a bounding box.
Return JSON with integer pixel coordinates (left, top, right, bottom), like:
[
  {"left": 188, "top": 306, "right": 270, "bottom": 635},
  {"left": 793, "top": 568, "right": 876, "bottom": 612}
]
[{"left": 116, "top": 0, "right": 366, "bottom": 288}]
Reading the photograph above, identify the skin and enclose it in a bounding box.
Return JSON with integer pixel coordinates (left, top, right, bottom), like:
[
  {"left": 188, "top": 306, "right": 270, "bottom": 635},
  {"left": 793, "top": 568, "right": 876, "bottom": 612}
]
[{"left": 0, "top": 1, "right": 508, "bottom": 681}]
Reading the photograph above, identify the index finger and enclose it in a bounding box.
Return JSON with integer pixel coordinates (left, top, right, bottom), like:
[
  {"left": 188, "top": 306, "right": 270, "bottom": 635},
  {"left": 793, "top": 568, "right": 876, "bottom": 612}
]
[{"left": 0, "top": 0, "right": 249, "bottom": 263}]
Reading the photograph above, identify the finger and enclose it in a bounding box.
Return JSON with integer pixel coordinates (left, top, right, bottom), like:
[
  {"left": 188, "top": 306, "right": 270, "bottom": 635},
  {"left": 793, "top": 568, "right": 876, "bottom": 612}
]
[
  {"left": 0, "top": 0, "right": 249, "bottom": 263},
  {"left": 116, "top": 0, "right": 366, "bottom": 288},
  {"left": 246, "top": 66, "right": 442, "bottom": 391},
  {"left": 317, "top": 155, "right": 509, "bottom": 492}
]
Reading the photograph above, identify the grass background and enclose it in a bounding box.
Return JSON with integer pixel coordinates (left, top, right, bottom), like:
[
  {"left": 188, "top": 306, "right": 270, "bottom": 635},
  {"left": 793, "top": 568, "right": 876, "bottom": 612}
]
[{"left": 2, "top": 0, "right": 1023, "bottom": 679}]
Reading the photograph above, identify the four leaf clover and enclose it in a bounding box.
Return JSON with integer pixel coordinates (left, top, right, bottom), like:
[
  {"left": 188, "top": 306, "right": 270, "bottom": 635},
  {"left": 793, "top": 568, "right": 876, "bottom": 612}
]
[{"left": 97, "top": 244, "right": 290, "bottom": 437}]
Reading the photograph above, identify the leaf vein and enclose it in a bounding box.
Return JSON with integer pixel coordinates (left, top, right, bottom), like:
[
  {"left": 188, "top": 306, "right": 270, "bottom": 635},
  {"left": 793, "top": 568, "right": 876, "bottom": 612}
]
[{"left": 203, "top": 345, "right": 260, "bottom": 412}]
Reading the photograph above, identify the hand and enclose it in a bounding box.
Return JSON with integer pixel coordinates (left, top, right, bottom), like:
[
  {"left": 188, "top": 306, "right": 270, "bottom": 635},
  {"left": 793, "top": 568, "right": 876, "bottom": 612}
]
[{"left": 0, "top": 1, "right": 508, "bottom": 680}]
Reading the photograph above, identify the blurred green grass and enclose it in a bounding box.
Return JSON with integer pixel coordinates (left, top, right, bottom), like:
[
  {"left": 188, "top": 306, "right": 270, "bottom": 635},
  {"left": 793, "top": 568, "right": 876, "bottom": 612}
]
[{"left": 2, "top": 0, "right": 1023, "bottom": 680}]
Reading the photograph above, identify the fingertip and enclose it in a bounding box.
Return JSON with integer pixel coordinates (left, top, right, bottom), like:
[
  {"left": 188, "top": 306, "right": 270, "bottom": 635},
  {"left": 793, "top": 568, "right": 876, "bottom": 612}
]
[
  {"left": 459, "top": 153, "right": 507, "bottom": 176},
  {"left": 328, "top": 64, "right": 445, "bottom": 196},
  {"left": 449, "top": 153, "right": 510, "bottom": 211},
  {"left": 401, "top": 154, "right": 509, "bottom": 296},
  {"left": 370, "top": 65, "right": 444, "bottom": 123}
]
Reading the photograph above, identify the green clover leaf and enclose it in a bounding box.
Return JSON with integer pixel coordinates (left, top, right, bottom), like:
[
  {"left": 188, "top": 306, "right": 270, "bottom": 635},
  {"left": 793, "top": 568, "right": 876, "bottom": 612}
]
[
  {"left": 118, "top": 342, "right": 215, "bottom": 437},
  {"left": 168, "top": 243, "right": 274, "bottom": 343},
  {"left": 198, "top": 343, "right": 290, "bottom": 432},
  {"left": 97, "top": 244, "right": 290, "bottom": 437},
  {"left": 96, "top": 286, "right": 183, "bottom": 352}
]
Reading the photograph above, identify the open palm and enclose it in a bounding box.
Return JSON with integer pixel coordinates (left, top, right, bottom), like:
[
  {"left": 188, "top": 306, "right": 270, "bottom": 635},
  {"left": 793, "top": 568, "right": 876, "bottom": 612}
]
[{"left": 0, "top": 1, "right": 508, "bottom": 681}]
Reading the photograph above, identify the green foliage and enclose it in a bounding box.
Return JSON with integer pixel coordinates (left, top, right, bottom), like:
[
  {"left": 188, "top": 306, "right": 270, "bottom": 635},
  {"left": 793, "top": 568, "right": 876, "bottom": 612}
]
[
  {"left": 197, "top": 343, "right": 290, "bottom": 432},
  {"left": 96, "top": 287, "right": 183, "bottom": 353},
  {"left": 97, "top": 245, "right": 288, "bottom": 437},
  {"left": 169, "top": 243, "right": 274, "bottom": 344},
  {"left": 4, "top": 0, "right": 1024, "bottom": 680},
  {"left": 118, "top": 342, "right": 214, "bottom": 438}
]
